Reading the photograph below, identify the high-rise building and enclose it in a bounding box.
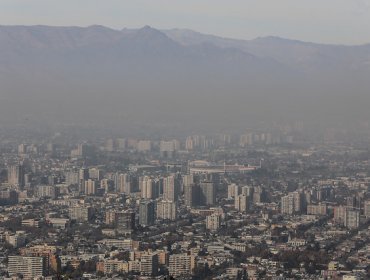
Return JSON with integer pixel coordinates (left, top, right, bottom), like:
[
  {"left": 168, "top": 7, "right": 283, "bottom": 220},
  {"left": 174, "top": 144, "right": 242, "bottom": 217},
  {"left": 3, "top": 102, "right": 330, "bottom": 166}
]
[
  {"left": 200, "top": 182, "right": 215, "bottom": 206},
  {"left": 206, "top": 214, "right": 221, "bottom": 231},
  {"left": 364, "top": 200, "right": 370, "bottom": 218},
  {"left": 253, "top": 186, "right": 265, "bottom": 204},
  {"left": 118, "top": 173, "right": 131, "bottom": 194},
  {"left": 76, "top": 143, "right": 90, "bottom": 157},
  {"left": 292, "top": 191, "right": 304, "bottom": 213},
  {"left": 169, "top": 254, "right": 195, "bottom": 277},
  {"left": 20, "top": 245, "right": 61, "bottom": 274},
  {"left": 333, "top": 205, "right": 347, "bottom": 224},
  {"left": 65, "top": 171, "right": 79, "bottom": 186},
  {"left": 36, "top": 185, "right": 59, "bottom": 199},
  {"left": 105, "top": 139, "right": 115, "bottom": 152},
  {"left": 281, "top": 191, "right": 303, "bottom": 215},
  {"left": 228, "top": 184, "right": 240, "bottom": 199},
  {"left": 7, "top": 164, "right": 25, "bottom": 188},
  {"left": 8, "top": 255, "right": 47, "bottom": 279},
  {"left": 84, "top": 179, "right": 97, "bottom": 195},
  {"left": 281, "top": 194, "right": 294, "bottom": 215},
  {"left": 116, "top": 138, "right": 126, "bottom": 150},
  {"left": 89, "top": 168, "right": 102, "bottom": 181},
  {"left": 116, "top": 211, "right": 135, "bottom": 232},
  {"left": 156, "top": 200, "right": 177, "bottom": 221},
  {"left": 18, "top": 144, "right": 27, "bottom": 155},
  {"left": 100, "top": 179, "right": 110, "bottom": 193},
  {"left": 137, "top": 140, "right": 151, "bottom": 153},
  {"left": 184, "top": 184, "right": 199, "bottom": 207},
  {"left": 307, "top": 203, "right": 328, "bottom": 216},
  {"left": 185, "top": 137, "right": 194, "bottom": 151},
  {"left": 345, "top": 209, "right": 360, "bottom": 229},
  {"left": 182, "top": 174, "right": 194, "bottom": 188},
  {"left": 160, "top": 140, "right": 177, "bottom": 158},
  {"left": 79, "top": 167, "right": 89, "bottom": 193},
  {"left": 235, "top": 194, "right": 249, "bottom": 213},
  {"left": 163, "top": 175, "right": 180, "bottom": 202},
  {"left": 140, "top": 253, "right": 158, "bottom": 276},
  {"left": 334, "top": 206, "right": 360, "bottom": 229},
  {"left": 140, "top": 176, "right": 155, "bottom": 199},
  {"left": 346, "top": 195, "right": 361, "bottom": 210},
  {"left": 241, "top": 186, "right": 254, "bottom": 197},
  {"left": 139, "top": 200, "right": 155, "bottom": 226},
  {"left": 0, "top": 189, "right": 18, "bottom": 206},
  {"left": 69, "top": 206, "right": 94, "bottom": 222}
]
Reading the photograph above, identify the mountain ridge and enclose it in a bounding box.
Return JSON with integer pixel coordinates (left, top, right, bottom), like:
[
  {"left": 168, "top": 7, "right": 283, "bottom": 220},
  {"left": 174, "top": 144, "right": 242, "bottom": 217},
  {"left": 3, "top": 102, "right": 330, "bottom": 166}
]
[{"left": 0, "top": 25, "right": 369, "bottom": 129}]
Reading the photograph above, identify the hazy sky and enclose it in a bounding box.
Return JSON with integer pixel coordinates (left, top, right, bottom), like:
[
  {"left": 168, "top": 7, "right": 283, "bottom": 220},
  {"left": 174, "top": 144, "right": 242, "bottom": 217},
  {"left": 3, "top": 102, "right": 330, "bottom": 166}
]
[{"left": 1, "top": 0, "right": 370, "bottom": 44}]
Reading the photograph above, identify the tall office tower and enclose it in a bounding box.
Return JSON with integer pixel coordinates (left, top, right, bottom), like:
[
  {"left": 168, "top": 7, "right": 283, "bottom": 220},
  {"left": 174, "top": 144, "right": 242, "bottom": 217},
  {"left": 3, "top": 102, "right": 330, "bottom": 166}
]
[
  {"left": 235, "top": 194, "right": 249, "bottom": 213},
  {"left": 118, "top": 173, "right": 131, "bottom": 194},
  {"left": 84, "top": 179, "right": 97, "bottom": 195},
  {"left": 227, "top": 184, "right": 240, "bottom": 199},
  {"left": 140, "top": 176, "right": 155, "bottom": 199},
  {"left": 206, "top": 214, "right": 221, "bottom": 231},
  {"left": 116, "top": 211, "right": 135, "bottom": 232},
  {"left": 163, "top": 175, "right": 179, "bottom": 202},
  {"left": 184, "top": 184, "right": 201, "bottom": 207},
  {"left": 200, "top": 182, "right": 215, "bottom": 206},
  {"left": 140, "top": 253, "right": 159, "bottom": 276},
  {"left": 169, "top": 254, "right": 195, "bottom": 278},
  {"left": 281, "top": 194, "right": 294, "bottom": 215},
  {"left": 139, "top": 200, "right": 155, "bottom": 226},
  {"left": 345, "top": 208, "right": 360, "bottom": 229},
  {"left": 7, "top": 164, "right": 25, "bottom": 188},
  {"left": 156, "top": 200, "right": 177, "bottom": 221},
  {"left": 364, "top": 200, "right": 370, "bottom": 218},
  {"left": 8, "top": 255, "right": 47, "bottom": 279}
]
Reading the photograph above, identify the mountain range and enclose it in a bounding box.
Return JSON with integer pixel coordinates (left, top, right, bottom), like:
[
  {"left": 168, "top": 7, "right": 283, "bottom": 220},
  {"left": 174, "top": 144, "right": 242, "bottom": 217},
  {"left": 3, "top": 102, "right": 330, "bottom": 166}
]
[{"left": 0, "top": 25, "right": 369, "bottom": 131}]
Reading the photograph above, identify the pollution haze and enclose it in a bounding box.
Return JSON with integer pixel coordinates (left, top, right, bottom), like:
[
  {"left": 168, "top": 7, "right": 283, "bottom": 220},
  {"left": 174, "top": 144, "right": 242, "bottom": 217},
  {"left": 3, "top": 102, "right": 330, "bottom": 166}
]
[{"left": 0, "top": 25, "right": 370, "bottom": 134}]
